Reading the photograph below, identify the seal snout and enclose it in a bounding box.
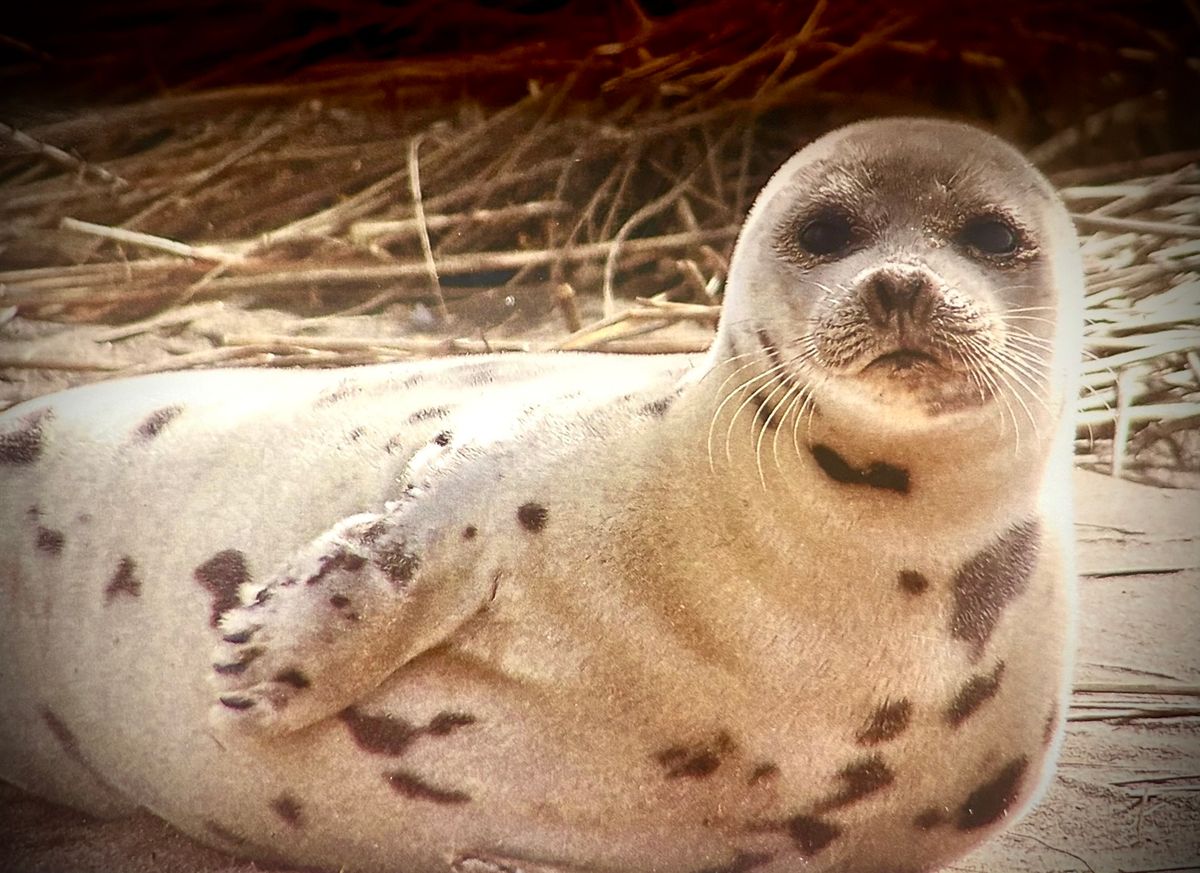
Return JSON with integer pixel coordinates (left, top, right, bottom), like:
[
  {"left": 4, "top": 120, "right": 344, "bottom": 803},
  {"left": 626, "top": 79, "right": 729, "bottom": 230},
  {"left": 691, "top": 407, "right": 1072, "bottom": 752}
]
[{"left": 860, "top": 264, "right": 938, "bottom": 329}]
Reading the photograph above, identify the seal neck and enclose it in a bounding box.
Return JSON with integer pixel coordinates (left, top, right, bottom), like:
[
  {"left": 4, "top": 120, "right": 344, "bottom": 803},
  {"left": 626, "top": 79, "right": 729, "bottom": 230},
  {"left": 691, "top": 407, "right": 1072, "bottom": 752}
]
[{"left": 665, "top": 352, "right": 1061, "bottom": 539}]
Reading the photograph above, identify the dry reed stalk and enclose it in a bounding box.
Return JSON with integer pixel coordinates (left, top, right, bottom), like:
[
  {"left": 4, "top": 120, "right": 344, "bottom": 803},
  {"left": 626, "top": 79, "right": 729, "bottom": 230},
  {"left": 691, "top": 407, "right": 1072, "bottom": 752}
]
[{"left": 0, "top": 5, "right": 1197, "bottom": 477}]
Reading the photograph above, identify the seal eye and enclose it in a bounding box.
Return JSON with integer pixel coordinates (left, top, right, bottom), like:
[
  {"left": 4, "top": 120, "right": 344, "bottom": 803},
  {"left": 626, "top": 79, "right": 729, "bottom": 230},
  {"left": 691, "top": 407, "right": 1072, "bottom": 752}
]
[
  {"left": 960, "top": 217, "right": 1019, "bottom": 256},
  {"left": 798, "top": 213, "right": 854, "bottom": 257}
]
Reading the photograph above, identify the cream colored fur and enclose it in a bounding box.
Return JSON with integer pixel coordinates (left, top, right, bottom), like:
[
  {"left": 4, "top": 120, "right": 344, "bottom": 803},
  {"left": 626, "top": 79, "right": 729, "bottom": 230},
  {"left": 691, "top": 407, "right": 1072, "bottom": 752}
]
[{"left": 0, "top": 119, "right": 1082, "bottom": 873}]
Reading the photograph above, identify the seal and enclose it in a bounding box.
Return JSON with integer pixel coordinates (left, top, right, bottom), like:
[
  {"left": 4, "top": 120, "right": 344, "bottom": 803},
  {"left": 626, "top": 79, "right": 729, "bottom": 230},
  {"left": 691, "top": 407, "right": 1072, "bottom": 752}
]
[{"left": 0, "top": 118, "right": 1083, "bottom": 873}]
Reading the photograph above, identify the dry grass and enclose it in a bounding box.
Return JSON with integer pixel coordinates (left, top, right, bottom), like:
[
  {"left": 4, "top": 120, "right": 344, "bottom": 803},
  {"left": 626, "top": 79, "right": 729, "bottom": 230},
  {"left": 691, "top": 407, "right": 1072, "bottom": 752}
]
[{"left": 0, "top": 1, "right": 1196, "bottom": 482}]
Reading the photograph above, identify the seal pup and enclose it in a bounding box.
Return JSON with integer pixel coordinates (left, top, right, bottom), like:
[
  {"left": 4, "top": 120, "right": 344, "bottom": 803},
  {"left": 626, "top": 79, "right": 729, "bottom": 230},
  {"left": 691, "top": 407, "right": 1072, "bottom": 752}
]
[{"left": 0, "top": 118, "right": 1083, "bottom": 873}]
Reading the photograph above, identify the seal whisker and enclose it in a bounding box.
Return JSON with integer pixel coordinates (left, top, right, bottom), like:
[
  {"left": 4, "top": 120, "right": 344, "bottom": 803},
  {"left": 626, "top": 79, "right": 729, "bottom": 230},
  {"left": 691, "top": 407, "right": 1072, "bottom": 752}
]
[
  {"left": 706, "top": 354, "right": 779, "bottom": 471},
  {"left": 770, "top": 348, "right": 821, "bottom": 476},
  {"left": 771, "top": 381, "right": 808, "bottom": 475},
  {"left": 947, "top": 335, "right": 991, "bottom": 406},
  {"left": 984, "top": 347, "right": 1045, "bottom": 445},
  {"left": 995, "top": 340, "right": 1053, "bottom": 389},
  {"left": 997, "top": 346, "right": 1052, "bottom": 391},
  {"left": 789, "top": 336, "right": 826, "bottom": 459},
  {"left": 1003, "top": 330, "right": 1058, "bottom": 352},
  {"left": 755, "top": 346, "right": 820, "bottom": 485},
  {"left": 955, "top": 335, "right": 1019, "bottom": 450},
  {"left": 726, "top": 367, "right": 788, "bottom": 466},
  {"left": 1001, "top": 314, "right": 1058, "bottom": 328},
  {"left": 755, "top": 376, "right": 801, "bottom": 488}
]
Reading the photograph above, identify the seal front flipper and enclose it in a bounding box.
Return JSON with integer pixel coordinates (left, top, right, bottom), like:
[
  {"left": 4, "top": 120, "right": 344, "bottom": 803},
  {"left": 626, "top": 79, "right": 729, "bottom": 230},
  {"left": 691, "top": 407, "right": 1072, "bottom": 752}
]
[{"left": 209, "top": 505, "right": 496, "bottom": 738}]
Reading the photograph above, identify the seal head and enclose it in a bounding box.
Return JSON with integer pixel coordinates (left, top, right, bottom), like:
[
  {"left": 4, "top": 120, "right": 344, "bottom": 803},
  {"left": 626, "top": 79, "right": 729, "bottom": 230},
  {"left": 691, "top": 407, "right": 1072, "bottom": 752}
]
[{"left": 715, "top": 118, "right": 1083, "bottom": 437}]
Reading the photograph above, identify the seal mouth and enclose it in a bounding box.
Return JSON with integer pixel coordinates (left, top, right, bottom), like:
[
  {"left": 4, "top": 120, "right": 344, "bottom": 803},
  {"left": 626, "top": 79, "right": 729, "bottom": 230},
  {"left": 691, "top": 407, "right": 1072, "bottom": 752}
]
[{"left": 864, "top": 349, "right": 941, "bottom": 372}]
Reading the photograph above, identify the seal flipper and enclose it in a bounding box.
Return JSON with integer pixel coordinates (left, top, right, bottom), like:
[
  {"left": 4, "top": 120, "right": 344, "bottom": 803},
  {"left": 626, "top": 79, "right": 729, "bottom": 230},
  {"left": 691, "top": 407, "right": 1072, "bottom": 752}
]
[{"left": 209, "top": 505, "right": 496, "bottom": 738}]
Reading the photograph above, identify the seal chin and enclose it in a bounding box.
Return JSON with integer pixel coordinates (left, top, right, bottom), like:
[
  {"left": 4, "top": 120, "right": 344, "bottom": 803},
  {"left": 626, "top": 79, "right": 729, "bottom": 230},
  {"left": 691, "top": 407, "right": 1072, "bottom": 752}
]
[{"left": 848, "top": 350, "right": 990, "bottom": 418}]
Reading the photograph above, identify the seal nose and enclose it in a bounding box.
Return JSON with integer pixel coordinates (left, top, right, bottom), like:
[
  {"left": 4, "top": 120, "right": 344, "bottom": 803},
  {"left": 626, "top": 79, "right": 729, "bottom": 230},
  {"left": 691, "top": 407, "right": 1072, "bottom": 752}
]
[{"left": 860, "top": 266, "right": 937, "bottom": 327}]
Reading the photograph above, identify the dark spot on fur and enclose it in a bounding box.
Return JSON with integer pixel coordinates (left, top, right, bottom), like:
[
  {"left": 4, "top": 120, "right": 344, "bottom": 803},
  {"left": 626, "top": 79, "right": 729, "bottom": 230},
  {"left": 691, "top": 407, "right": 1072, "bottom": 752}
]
[
  {"left": 462, "top": 525, "right": 478, "bottom": 540},
  {"left": 40, "top": 708, "right": 80, "bottom": 757},
  {"left": 340, "top": 707, "right": 475, "bottom": 756},
  {"left": 36, "top": 526, "right": 65, "bottom": 554},
  {"left": 341, "top": 708, "right": 420, "bottom": 755},
  {"left": 384, "top": 769, "right": 471, "bottom": 804},
  {"left": 640, "top": 396, "right": 674, "bottom": 417},
  {"left": 951, "top": 520, "right": 1040, "bottom": 658},
  {"left": 194, "top": 549, "right": 250, "bottom": 628},
  {"left": 356, "top": 519, "right": 390, "bottom": 545},
  {"left": 693, "top": 851, "right": 774, "bottom": 873},
  {"left": 104, "top": 557, "right": 142, "bottom": 601},
  {"left": 407, "top": 405, "right": 450, "bottom": 424},
  {"left": 655, "top": 731, "right": 735, "bottom": 779},
  {"left": 516, "top": 502, "right": 548, "bottom": 532},
  {"left": 222, "top": 626, "right": 258, "bottom": 644},
  {"left": 219, "top": 695, "right": 255, "bottom": 710},
  {"left": 454, "top": 361, "right": 503, "bottom": 386},
  {"left": 306, "top": 549, "right": 367, "bottom": 586},
  {"left": 946, "top": 663, "right": 1006, "bottom": 726},
  {"left": 433, "top": 430, "right": 452, "bottom": 446},
  {"left": 270, "top": 793, "right": 304, "bottom": 826},
  {"left": 346, "top": 426, "right": 365, "bottom": 442},
  {"left": 899, "top": 570, "right": 929, "bottom": 594},
  {"left": 956, "top": 756, "right": 1029, "bottom": 830},
  {"left": 785, "top": 815, "right": 841, "bottom": 856},
  {"left": 0, "top": 407, "right": 51, "bottom": 464},
  {"left": 914, "top": 807, "right": 947, "bottom": 831},
  {"left": 816, "top": 756, "right": 895, "bottom": 812},
  {"left": 384, "top": 434, "right": 406, "bottom": 454},
  {"left": 134, "top": 405, "right": 182, "bottom": 441},
  {"left": 329, "top": 594, "right": 351, "bottom": 609},
  {"left": 856, "top": 699, "right": 911, "bottom": 745},
  {"left": 316, "top": 382, "right": 360, "bottom": 407},
  {"left": 27, "top": 505, "right": 41, "bottom": 519},
  {"left": 274, "top": 668, "right": 311, "bottom": 689},
  {"left": 374, "top": 543, "right": 420, "bottom": 586},
  {"left": 748, "top": 762, "right": 780, "bottom": 785},
  {"left": 427, "top": 712, "right": 477, "bottom": 735},
  {"left": 811, "top": 443, "right": 910, "bottom": 494}
]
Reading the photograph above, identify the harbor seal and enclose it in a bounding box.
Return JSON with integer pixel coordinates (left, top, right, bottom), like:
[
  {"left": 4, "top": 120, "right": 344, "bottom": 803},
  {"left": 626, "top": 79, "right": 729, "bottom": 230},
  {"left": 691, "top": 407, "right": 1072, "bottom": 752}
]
[{"left": 0, "top": 118, "right": 1083, "bottom": 873}]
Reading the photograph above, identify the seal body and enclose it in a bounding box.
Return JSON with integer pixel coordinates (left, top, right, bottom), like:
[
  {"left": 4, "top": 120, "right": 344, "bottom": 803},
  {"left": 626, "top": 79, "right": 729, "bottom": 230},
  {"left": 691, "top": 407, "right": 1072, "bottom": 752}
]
[{"left": 0, "top": 119, "right": 1083, "bottom": 873}]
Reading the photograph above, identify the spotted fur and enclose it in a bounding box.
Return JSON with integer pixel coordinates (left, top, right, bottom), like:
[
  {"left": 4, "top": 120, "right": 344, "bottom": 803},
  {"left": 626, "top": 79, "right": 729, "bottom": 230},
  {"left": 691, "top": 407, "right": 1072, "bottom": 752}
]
[
  {"left": 945, "top": 663, "right": 1006, "bottom": 727},
  {"left": 0, "top": 119, "right": 1080, "bottom": 873},
  {"left": 856, "top": 699, "right": 912, "bottom": 745},
  {"left": 35, "top": 526, "right": 65, "bottom": 554},
  {"left": 384, "top": 769, "right": 471, "bottom": 805},
  {"left": 810, "top": 443, "right": 910, "bottom": 494},
  {"left": 270, "top": 793, "right": 304, "bottom": 827},
  {"left": 195, "top": 549, "right": 251, "bottom": 628},
  {"left": 104, "top": 557, "right": 142, "bottom": 601},
  {"left": 0, "top": 407, "right": 49, "bottom": 464},
  {"left": 655, "top": 731, "right": 735, "bottom": 779},
  {"left": 951, "top": 521, "right": 1041, "bottom": 657},
  {"left": 134, "top": 405, "right": 182, "bottom": 441}
]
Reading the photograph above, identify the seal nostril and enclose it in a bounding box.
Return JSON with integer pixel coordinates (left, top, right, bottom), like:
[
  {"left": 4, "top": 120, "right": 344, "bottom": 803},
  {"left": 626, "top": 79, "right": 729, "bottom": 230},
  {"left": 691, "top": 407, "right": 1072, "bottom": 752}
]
[{"left": 862, "top": 270, "right": 934, "bottom": 325}]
